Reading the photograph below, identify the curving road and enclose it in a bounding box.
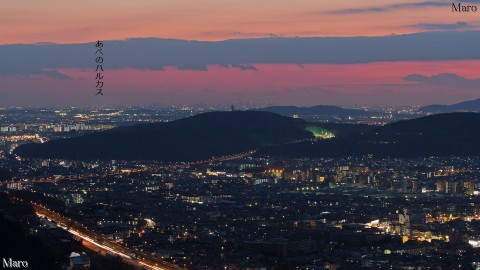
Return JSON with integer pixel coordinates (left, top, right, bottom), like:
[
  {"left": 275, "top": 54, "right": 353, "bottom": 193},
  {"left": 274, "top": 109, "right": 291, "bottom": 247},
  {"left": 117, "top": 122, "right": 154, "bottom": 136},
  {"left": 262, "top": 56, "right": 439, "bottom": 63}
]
[{"left": 31, "top": 202, "right": 183, "bottom": 270}]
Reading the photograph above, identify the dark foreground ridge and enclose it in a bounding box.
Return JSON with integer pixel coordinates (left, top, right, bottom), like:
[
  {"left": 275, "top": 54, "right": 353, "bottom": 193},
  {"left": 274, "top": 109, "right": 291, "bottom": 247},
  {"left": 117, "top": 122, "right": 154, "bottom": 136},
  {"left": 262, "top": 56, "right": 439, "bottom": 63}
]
[
  {"left": 261, "top": 112, "right": 480, "bottom": 158},
  {"left": 15, "top": 111, "right": 313, "bottom": 161}
]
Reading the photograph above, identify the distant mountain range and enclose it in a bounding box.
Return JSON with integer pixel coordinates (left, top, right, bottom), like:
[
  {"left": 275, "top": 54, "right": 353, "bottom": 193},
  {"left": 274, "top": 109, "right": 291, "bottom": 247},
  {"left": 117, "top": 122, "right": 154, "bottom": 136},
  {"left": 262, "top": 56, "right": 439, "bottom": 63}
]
[
  {"left": 255, "top": 105, "right": 374, "bottom": 121},
  {"left": 420, "top": 98, "right": 480, "bottom": 113},
  {"left": 261, "top": 112, "right": 480, "bottom": 158},
  {"left": 15, "top": 111, "right": 314, "bottom": 161},
  {"left": 15, "top": 111, "right": 480, "bottom": 161}
]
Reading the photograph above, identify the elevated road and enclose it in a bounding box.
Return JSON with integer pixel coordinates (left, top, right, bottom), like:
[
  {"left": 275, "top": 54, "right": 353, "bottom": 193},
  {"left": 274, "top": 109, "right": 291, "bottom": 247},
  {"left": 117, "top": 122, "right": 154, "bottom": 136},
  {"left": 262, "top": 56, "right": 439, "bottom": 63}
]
[
  {"left": 31, "top": 202, "right": 183, "bottom": 270},
  {"left": 1, "top": 149, "right": 257, "bottom": 185}
]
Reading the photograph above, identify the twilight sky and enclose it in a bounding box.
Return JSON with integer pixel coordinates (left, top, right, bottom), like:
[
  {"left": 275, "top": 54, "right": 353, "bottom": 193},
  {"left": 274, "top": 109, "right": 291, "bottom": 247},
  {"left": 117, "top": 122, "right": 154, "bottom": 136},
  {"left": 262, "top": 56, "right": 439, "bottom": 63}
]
[{"left": 1, "top": 0, "right": 480, "bottom": 106}]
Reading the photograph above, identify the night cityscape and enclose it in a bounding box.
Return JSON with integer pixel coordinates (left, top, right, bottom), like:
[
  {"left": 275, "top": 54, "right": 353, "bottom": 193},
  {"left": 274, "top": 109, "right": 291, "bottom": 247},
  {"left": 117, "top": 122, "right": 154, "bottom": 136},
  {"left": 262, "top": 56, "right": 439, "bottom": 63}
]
[
  {"left": 2, "top": 105, "right": 480, "bottom": 270},
  {"left": 2, "top": 1, "right": 480, "bottom": 269}
]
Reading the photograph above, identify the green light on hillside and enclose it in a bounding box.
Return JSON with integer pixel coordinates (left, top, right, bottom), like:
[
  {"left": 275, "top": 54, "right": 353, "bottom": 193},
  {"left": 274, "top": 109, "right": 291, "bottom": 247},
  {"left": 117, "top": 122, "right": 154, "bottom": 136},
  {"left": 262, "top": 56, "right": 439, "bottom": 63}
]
[{"left": 305, "top": 126, "right": 335, "bottom": 139}]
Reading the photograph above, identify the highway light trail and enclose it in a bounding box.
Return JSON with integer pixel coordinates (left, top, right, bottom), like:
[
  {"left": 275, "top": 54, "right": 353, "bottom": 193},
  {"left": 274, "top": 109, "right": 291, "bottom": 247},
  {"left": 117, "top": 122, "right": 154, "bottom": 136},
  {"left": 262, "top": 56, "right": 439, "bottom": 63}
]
[
  {"left": 56, "top": 222, "right": 168, "bottom": 270},
  {"left": 59, "top": 225, "right": 131, "bottom": 259},
  {"left": 35, "top": 212, "right": 172, "bottom": 270}
]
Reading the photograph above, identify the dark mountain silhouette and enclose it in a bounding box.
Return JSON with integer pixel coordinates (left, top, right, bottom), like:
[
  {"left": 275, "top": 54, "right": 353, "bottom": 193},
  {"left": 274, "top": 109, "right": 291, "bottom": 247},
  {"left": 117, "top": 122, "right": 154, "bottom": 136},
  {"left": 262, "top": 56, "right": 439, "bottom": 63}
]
[
  {"left": 15, "top": 111, "right": 314, "bottom": 161},
  {"left": 261, "top": 113, "right": 480, "bottom": 158},
  {"left": 255, "top": 106, "right": 374, "bottom": 120},
  {"left": 420, "top": 98, "right": 480, "bottom": 113}
]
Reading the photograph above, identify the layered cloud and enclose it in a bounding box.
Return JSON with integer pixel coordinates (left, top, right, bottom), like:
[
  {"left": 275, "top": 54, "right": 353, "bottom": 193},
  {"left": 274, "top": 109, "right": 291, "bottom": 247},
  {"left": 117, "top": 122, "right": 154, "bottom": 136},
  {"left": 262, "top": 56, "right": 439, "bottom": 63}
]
[
  {"left": 1, "top": 31, "right": 480, "bottom": 79},
  {"left": 411, "top": 22, "right": 471, "bottom": 30},
  {"left": 325, "top": 1, "right": 450, "bottom": 14},
  {"left": 404, "top": 73, "right": 480, "bottom": 88}
]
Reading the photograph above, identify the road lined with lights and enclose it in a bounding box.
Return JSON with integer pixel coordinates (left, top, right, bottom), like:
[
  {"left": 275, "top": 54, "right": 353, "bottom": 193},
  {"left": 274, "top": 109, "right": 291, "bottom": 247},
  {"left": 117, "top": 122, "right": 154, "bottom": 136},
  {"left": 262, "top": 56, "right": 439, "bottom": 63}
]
[
  {"left": 32, "top": 203, "right": 183, "bottom": 270},
  {"left": 2, "top": 133, "right": 326, "bottom": 186},
  {"left": 2, "top": 149, "right": 258, "bottom": 185}
]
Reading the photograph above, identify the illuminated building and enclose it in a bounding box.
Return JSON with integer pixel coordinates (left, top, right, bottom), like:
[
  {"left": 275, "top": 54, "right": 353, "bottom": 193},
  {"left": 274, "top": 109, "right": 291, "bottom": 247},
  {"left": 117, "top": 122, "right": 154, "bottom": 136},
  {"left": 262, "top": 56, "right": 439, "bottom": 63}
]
[
  {"left": 69, "top": 252, "right": 90, "bottom": 270},
  {"left": 6, "top": 182, "right": 22, "bottom": 190},
  {"left": 71, "top": 194, "right": 84, "bottom": 204}
]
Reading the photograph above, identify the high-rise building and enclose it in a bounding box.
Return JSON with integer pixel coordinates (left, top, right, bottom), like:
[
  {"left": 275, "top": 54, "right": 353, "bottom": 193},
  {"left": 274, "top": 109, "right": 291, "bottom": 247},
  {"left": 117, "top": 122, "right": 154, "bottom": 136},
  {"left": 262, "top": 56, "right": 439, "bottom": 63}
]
[{"left": 72, "top": 194, "right": 84, "bottom": 204}]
